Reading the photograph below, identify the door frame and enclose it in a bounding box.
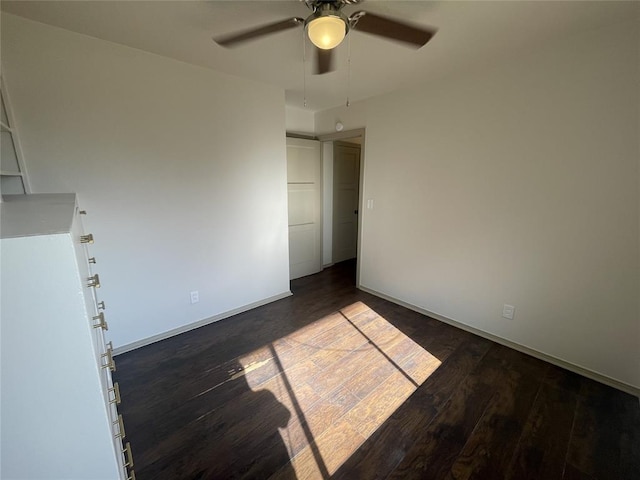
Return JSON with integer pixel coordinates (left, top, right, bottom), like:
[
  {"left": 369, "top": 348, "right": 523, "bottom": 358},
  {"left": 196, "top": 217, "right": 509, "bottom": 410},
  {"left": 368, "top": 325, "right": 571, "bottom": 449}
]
[{"left": 317, "top": 128, "right": 365, "bottom": 288}]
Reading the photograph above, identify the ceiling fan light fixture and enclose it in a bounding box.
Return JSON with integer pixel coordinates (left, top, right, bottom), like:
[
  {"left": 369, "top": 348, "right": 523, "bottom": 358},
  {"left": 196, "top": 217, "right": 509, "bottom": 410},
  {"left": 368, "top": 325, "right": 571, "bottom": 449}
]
[{"left": 306, "top": 15, "right": 347, "bottom": 50}]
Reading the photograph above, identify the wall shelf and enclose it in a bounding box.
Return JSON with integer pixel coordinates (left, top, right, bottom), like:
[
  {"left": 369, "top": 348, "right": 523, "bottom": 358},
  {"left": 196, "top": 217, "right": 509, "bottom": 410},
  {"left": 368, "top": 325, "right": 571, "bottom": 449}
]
[
  {"left": 0, "top": 170, "right": 24, "bottom": 176},
  {"left": 1, "top": 75, "right": 29, "bottom": 197}
]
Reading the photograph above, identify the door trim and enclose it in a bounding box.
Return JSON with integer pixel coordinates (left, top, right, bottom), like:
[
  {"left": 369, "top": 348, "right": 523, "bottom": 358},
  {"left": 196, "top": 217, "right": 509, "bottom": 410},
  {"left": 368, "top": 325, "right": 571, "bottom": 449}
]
[
  {"left": 316, "top": 128, "right": 365, "bottom": 143},
  {"left": 318, "top": 129, "right": 365, "bottom": 288}
]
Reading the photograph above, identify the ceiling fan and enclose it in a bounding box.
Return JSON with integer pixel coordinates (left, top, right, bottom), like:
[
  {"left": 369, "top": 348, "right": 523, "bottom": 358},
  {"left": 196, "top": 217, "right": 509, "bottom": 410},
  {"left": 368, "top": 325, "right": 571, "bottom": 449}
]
[{"left": 213, "top": 0, "right": 437, "bottom": 74}]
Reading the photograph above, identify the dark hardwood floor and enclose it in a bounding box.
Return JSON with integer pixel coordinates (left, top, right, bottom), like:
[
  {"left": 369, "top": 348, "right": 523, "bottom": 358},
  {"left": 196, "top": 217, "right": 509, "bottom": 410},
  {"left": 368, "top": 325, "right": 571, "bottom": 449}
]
[{"left": 114, "top": 260, "right": 640, "bottom": 480}]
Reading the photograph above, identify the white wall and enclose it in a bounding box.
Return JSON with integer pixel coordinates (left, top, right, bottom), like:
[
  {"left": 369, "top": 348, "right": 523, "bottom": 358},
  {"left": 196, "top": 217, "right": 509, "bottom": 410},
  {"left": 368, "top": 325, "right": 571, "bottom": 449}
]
[
  {"left": 2, "top": 14, "right": 291, "bottom": 349},
  {"left": 316, "top": 102, "right": 367, "bottom": 135},
  {"left": 285, "top": 105, "right": 315, "bottom": 135},
  {"left": 317, "top": 19, "right": 640, "bottom": 389}
]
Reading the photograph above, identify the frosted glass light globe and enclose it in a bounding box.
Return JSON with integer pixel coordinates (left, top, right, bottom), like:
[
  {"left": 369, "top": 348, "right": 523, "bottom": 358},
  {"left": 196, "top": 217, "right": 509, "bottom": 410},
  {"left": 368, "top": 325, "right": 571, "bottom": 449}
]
[{"left": 307, "top": 16, "right": 346, "bottom": 50}]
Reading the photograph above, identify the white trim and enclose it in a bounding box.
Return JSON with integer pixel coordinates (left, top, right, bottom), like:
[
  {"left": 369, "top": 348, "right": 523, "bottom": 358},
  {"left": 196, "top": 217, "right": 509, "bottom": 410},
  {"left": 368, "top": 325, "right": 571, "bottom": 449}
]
[
  {"left": 316, "top": 128, "right": 366, "bottom": 286},
  {"left": 286, "top": 132, "right": 317, "bottom": 140},
  {"left": 112, "top": 291, "right": 293, "bottom": 355},
  {"left": 360, "top": 286, "right": 640, "bottom": 398},
  {"left": 1, "top": 75, "right": 31, "bottom": 193},
  {"left": 316, "top": 128, "right": 366, "bottom": 142}
]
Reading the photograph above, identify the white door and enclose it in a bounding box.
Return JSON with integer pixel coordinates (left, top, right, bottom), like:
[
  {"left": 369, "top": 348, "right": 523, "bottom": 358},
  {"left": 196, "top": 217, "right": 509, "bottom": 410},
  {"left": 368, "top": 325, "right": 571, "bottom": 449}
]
[
  {"left": 333, "top": 142, "right": 361, "bottom": 263},
  {"left": 287, "top": 137, "right": 322, "bottom": 280}
]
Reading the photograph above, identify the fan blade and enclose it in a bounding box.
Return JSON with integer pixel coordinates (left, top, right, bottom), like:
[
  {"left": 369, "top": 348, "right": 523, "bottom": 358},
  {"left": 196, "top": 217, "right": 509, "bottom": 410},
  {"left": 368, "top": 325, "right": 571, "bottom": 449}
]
[
  {"left": 350, "top": 11, "right": 436, "bottom": 48},
  {"left": 314, "top": 48, "right": 334, "bottom": 75},
  {"left": 214, "top": 18, "right": 304, "bottom": 47}
]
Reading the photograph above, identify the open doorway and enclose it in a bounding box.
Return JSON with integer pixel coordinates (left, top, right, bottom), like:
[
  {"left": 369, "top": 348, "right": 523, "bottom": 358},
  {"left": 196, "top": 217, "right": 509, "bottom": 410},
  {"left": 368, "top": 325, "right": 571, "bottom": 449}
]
[
  {"left": 332, "top": 140, "right": 361, "bottom": 263},
  {"left": 318, "top": 129, "right": 364, "bottom": 286}
]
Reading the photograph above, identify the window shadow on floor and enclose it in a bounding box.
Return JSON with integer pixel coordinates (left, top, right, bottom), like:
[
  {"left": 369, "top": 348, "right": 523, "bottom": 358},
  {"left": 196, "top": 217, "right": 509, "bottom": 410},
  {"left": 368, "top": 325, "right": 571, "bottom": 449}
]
[{"left": 114, "top": 358, "right": 296, "bottom": 479}]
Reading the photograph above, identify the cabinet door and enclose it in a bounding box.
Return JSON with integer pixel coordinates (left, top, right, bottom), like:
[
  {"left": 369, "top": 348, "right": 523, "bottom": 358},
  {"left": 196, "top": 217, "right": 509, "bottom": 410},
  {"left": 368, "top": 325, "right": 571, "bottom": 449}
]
[
  {"left": 0, "top": 233, "right": 120, "bottom": 479},
  {"left": 73, "top": 208, "right": 130, "bottom": 479}
]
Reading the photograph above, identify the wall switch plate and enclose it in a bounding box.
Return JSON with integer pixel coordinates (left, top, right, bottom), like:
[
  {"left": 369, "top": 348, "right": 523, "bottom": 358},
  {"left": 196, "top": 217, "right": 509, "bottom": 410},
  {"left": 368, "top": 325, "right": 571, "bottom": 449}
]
[
  {"left": 502, "top": 304, "right": 515, "bottom": 320},
  {"left": 190, "top": 291, "right": 199, "bottom": 304},
  {"left": 366, "top": 199, "right": 374, "bottom": 209}
]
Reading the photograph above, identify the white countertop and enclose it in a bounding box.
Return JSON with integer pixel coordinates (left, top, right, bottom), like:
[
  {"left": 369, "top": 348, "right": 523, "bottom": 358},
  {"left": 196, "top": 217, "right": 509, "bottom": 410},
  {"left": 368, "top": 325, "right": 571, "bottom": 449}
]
[{"left": 0, "top": 193, "right": 77, "bottom": 239}]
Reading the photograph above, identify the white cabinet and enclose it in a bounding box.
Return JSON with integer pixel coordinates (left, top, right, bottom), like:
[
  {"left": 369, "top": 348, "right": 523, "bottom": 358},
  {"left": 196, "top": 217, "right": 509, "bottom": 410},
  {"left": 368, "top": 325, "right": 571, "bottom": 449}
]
[{"left": 0, "top": 194, "right": 133, "bottom": 480}]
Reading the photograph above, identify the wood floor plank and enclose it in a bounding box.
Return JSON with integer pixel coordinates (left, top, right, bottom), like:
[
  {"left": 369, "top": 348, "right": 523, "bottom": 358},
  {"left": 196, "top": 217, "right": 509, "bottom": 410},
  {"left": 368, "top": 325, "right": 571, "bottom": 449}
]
[
  {"left": 304, "top": 320, "right": 374, "bottom": 370},
  {"left": 308, "top": 343, "right": 387, "bottom": 397},
  {"left": 331, "top": 396, "right": 436, "bottom": 480},
  {"left": 448, "top": 355, "right": 544, "bottom": 479},
  {"left": 340, "top": 300, "right": 373, "bottom": 319},
  {"left": 343, "top": 367, "right": 418, "bottom": 438},
  {"left": 618, "top": 390, "right": 640, "bottom": 480},
  {"left": 504, "top": 383, "right": 577, "bottom": 480},
  {"left": 566, "top": 380, "right": 640, "bottom": 480},
  {"left": 305, "top": 384, "right": 360, "bottom": 437},
  {"left": 269, "top": 384, "right": 362, "bottom": 460},
  {"left": 562, "top": 464, "right": 597, "bottom": 480},
  {"left": 135, "top": 379, "right": 292, "bottom": 471},
  {"left": 400, "top": 347, "right": 443, "bottom": 385},
  {"left": 273, "top": 418, "right": 366, "bottom": 480},
  {"left": 120, "top": 354, "right": 283, "bottom": 451},
  {"left": 332, "top": 334, "right": 493, "bottom": 480},
  {"left": 135, "top": 387, "right": 292, "bottom": 479},
  {"left": 112, "top": 261, "right": 640, "bottom": 480},
  {"left": 566, "top": 381, "right": 619, "bottom": 478},
  {"left": 542, "top": 363, "right": 583, "bottom": 395},
  {"left": 408, "top": 334, "right": 493, "bottom": 412},
  {"left": 386, "top": 354, "right": 500, "bottom": 478},
  {"left": 342, "top": 354, "right": 397, "bottom": 400},
  {"left": 281, "top": 311, "right": 345, "bottom": 347}
]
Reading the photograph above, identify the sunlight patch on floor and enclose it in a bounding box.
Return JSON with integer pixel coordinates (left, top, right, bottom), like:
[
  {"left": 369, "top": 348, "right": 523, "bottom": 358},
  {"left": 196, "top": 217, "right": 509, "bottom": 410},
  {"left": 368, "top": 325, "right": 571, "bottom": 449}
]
[{"left": 239, "top": 301, "right": 441, "bottom": 479}]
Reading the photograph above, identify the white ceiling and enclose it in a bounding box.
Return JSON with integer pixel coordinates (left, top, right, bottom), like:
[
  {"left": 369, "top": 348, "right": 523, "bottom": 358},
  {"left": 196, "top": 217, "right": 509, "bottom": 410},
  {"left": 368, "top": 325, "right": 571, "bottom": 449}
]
[{"left": 2, "top": 1, "right": 637, "bottom": 111}]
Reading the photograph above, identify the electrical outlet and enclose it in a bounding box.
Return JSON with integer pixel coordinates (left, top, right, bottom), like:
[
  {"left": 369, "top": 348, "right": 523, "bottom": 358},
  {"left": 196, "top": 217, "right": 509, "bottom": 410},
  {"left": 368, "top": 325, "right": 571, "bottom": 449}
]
[
  {"left": 190, "top": 291, "right": 199, "bottom": 304},
  {"left": 502, "top": 304, "right": 515, "bottom": 320}
]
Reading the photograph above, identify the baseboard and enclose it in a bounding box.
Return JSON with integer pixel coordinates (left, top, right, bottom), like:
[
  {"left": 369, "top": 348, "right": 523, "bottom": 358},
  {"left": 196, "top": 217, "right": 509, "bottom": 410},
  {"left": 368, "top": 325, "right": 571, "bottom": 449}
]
[
  {"left": 113, "top": 291, "right": 293, "bottom": 356},
  {"left": 359, "top": 286, "right": 640, "bottom": 398}
]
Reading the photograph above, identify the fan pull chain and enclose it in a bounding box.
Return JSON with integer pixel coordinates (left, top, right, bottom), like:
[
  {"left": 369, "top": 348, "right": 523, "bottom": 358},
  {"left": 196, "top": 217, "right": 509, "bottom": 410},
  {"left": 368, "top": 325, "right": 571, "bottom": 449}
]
[
  {"left": 302, "top": 30, "right": 307, "bottom": 108},
  {"left": 346, "top": 33, "right": 351, "bottom": 107}
]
